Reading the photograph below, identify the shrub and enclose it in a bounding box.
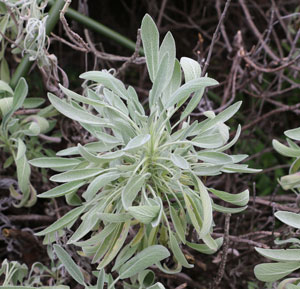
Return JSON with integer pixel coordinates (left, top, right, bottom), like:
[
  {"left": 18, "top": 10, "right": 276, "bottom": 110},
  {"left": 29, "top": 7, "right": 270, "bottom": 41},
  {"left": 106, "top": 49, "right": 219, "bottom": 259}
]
[{"left": 29, "top": 14, "right": 259, "bottom": 286}]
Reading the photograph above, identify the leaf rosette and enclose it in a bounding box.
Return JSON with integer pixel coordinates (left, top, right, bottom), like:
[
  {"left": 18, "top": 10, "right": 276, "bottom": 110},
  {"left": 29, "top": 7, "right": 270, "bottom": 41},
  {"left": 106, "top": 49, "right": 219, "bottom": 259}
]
[{"left": 31, "top": 14, "right": 259, "bottom": 275}]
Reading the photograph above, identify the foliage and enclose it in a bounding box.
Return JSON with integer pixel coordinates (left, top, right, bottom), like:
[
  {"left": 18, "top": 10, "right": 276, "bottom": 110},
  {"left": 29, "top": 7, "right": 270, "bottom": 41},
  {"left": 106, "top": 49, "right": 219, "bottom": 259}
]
[
  {"left": 255, "top": 127, "right": 300, "bottom": 288},
  {"left": 0, "top": 78, "right": 57, "bottom": 207},
  {"left": 0, "top": 0, "right": 49, "bottom": 80},
  {"left": 0, "top": 246, "right": 167, "bottom": 289},
  {"left": 29, "top": 14, "right": 258, "bottom": 286}
]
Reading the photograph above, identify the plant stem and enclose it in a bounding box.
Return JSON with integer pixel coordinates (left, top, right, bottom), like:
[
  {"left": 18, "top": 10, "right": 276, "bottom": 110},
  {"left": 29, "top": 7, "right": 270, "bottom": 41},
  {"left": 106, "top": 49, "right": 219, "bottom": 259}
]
[
  {"left": 10, "top": 0, "right": 65, "bottom": 88},
  {"left": 47, "top": 1, "right": 143, "bottom": 54}
]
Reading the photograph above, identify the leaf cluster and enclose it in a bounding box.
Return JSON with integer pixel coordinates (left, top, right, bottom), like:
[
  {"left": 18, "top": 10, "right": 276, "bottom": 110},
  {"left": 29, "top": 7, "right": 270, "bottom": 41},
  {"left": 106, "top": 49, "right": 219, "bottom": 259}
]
[
  {"left": 0, "top": 78, "right": 57, "bottom": 207},
  {"left": 29, "top": 14, "right": 257, "bottom": 285}
]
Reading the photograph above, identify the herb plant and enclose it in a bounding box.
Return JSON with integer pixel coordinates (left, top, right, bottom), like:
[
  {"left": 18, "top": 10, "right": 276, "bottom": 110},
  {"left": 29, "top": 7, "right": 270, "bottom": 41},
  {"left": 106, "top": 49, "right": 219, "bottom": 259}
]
[
  {"left": 255, "top": 127, "right": 300, "bottom": 288},
  {"left": 30, "top": 14, "right": 259, "bottom": 284},
  {"left": 0, "top": 78, "right": 56, "bottom": 207}
]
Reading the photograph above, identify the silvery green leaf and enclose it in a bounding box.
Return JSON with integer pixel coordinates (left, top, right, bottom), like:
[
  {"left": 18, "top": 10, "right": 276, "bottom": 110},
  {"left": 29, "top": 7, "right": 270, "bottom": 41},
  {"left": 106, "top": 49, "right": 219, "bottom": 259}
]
[
  {"left": 0, "top": 79, "right": 13, "bottom": 94},
  {"left": 199, "top": 102, "right": 242, "bottom": 133},
  {"left": 275, "top": 211, "right": 300, "bottom": 229},
  {"left": 127, "top": 85, "right": 145, "bottom": 116},
  {"left": 171, "top": 120, "right": 198, "bottom": 141},
  {"left": 16, "top": 138, "right": 26, "bottom": 160},
  {"left": 179, "top": 88, "right": 205, "bottom": 122},
  {"left": 38, "top": 180, "right": 85, "bottom": 198},
  {"left": 149, "top": 52, "right": 169, "bottom": 108},
  {"left": 180, "top": 57, "right": 201, "bottom": 83},
  {"left": 92, "top": 232, "right": 115, "bottom": 262},
  {"left": 202, "top": 233, "right": 218, "bottom": 251},
  {"left": 15, "top": 140, "right": 30, "bottom": 195},
  {"left": 279, "top": 173, "right": 300, "bottom": 190},
  {"left": 122, "top": 174, "right": 147, "bottom": 210},
  {"left": 118, "top": 245, "right": 170, "bottom": 279},
  {"left": 197, "top": 152, "right": 233, "bottom": 165},
  {"left": 103, "top": 88, "right": 128, "bottom": 115},
  {"left": 170, "top": 206, "right": 186, "bottom": 244},
  {"left": 230, "top": 154, "right": 248, "bottom": 163},
  {"left": 12, "top": 77, "right": 28, "bottom": 112},
  {"left": 151, "top": 197, "right": 163, "bottom": 227},
  {"left": 192, "top": 134, "right": 226, "bottom": 149},
  {"left": 216, "top": 124, "right": 242, "bottom": 152},
  {"left": 68, "top": 212, "right": 99, "bottom": 244},
  {"left": 209, "top": 188, "right": 249, "bottom": 206},
  {"left": 98, "top": 213, "right": 132, "bottom": 223},
  {"left": 275, "top": 238, "right": 300, "bottom": 246},
  {"left": 290, "top": 158, "right": 300, "bottom": 174},
  {"left": 48, "top": 93, "right": 111, "bottom": 126},
  {"left": 287, "top": 139, "right": 300, "bottom": 150},
  {"left": 36, "top": 206, "right": 86, "bottom": 236},
  {"left": 285, "top": 127, "right": 300, "bottom": 141},
  {"left": 53, "top": 244, "right": 85, "bottom": 285},
  {"left": 194, "top": 178, "right": 213, "bottom": 238},
  {"left": 96, "top": 269, "right": 105, "bottom": 289},
  {"left": 213, "top": 204, "right": 248, "bottom": 214},
  {"left": 255, "top": 248, "right": 300, "bottom": 262},
  {"left": 24, "top": 122, "right": 39, "bottom": 136},
  {"left": 138, "top": 269, "right": 155, "bottom": 287},
  {"left": 254, "top": 262, "right": 300, "bottom": 282},
  {"left": 23, "top": 97, "right": 45, "bottom": 108},
  {"left": 80, "top": 71, "right": 129, "bottom": 100},
  {"left": 112, "top": 243, "right": 138, "bottom": 272},
  {"left": 29, "top": 157, "right": 81, "bottom": 168},
  {"left": 82, "top": 171, "right": 120, "bottom": 201},
  {"left": 222, "top": 164, "right": 261, "bottom": 173},
  {"left": 165, "top": 77, "right": 218, "bottom": 109},
  {"left": 76, "top": 223, "right": 117, "bottom": 247},
  {"left": 57, "top": 141, "right": 122, "bottom": 156},
  {"left": 170, "top": 153, "right": 190, "bottom": 170},
  {"left": 66, "top": 189, "right": 82, "bottom": 206},
  {"left": 59, "top": 84, "right": 104, "bottom": 106},
  {"left": 0, "top": 97, "right": 13, "bottom": 117},
  {"left": 182, "top": 190, "right": 202, "bottom": 236},
  {"left": 96, "top": 132, "right": 123, "bottom": 144},
  {"left": 162, "top": 59, "right": 182, "bottom": 104},
  {"left": 78, "top": 144, "right": 124, "bottom": 164},
  {"left": 159, "top": 31, "right": 176, "bottom": 86},
  {"left": 97, "top": 221, "right": 130, "bottom": 269},
  {"left": 123, "top": 134, "right": 151, "bottom": 152},
  {"left": 192, "top": 164, "right": 223, "bottom": 176},
  {"left": 24, "top": 115, "right": 49, "bottom": 134},
  {"left": 273, "top": 139, "right": 300, "bottom": 157},
  {"left": 128, "top": 205, "right": 160, "bottom": 224},
  {"left": 187, "top": 237, "right": 223, "bottom": 254},
  {"left": 141, "top": 14, "right": 159, "bottom": 82},
  {"left": 169, "top": 231, "right": 193, "bottom": 268},
  {"left": 50, "top": 168, "right": 101, "bottom": 183}
]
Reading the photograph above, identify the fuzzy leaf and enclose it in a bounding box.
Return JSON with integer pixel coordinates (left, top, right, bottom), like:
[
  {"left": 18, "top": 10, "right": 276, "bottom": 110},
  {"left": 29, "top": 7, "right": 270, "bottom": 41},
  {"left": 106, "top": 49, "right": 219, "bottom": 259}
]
[
  {"left": 254, "top": 262, "right": 300, "bottom": 282},
  {"left": 275, "top": 211, "right": 300, "bottom": 229},
  {"left": 141, "top": 14, "right": 159, "bottom": 82},
  {"left": 256, "top": 248, "right": 300, "bottom": 262},
  {"left": 119, "top": 245, "right": 170, "bottom": 279},
  {"left": 123, "top": 134, "right": 151, "bottom": 152},
  {"left": 128, "top": 205, "right": 160, "bottom": 224},
  {"left": 48, "top": 93, "right": 110, "bottom": 126},
  {"left": 122, "top": 174, "right": 147, "bottom": 210},
  {"left": 54, "top": 244, "right": 85, "bottom": 285}
]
